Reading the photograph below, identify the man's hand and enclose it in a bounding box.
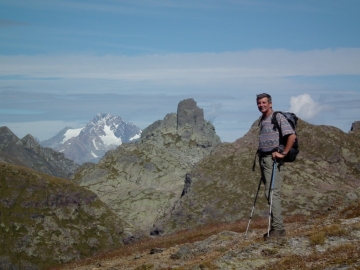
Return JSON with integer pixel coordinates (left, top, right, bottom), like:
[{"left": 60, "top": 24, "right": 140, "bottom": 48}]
[
  {"left": 272, "top": 152, "right": 285, "bottom": 159},
  {"left": 272, "top": 133, "right": 297, "bottom": 160}
]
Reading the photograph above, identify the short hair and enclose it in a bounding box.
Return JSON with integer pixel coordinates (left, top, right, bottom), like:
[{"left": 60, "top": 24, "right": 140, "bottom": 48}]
[{"left": 256, "top": 93, "right": 272, "bottom": 103}]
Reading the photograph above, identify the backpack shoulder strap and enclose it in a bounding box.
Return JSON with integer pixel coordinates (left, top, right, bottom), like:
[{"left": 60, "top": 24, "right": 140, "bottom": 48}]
[
  {"left": 271, "top": 111, "right": 284, "bottom": 138},
  {"left": 271, "top": 111, "right": 281, "bottom": 129}
]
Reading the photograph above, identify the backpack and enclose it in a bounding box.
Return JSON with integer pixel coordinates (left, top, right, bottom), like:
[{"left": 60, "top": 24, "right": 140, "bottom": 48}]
[{"left": 271, "top": 111, "right": 299, "bottom": 162}]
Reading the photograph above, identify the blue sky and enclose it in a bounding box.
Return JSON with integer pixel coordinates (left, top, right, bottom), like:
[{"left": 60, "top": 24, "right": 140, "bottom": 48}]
[{"left": 1, "top": 0, "right": 360, "bottom": 142}]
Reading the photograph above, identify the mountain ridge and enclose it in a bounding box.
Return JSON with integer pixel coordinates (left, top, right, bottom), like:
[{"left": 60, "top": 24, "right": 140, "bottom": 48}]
[{"left": 0, "top": 126, "right": 79, "bottom": 179}]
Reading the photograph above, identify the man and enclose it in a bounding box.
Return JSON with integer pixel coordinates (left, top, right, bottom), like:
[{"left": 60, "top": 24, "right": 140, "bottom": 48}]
[{"left": 256, "top": 93, "right": 297, "bottom": 240}]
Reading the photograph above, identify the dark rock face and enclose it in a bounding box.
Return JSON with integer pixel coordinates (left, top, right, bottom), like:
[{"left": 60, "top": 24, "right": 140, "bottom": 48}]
[
  {"left": 0, "top": 127, "right": 79, "bottom": 179},
  {"left": 350, "top": 121, "right": 360, "bottom": 132},
  {"left": 181, "top": 173, "right": 192, "bottom": 197},
  {"left": 177, "top": 98, "right": 205, "bottom": 137},
  {"left": 0, "top": 162, "right": 125, "bottom": 269}
]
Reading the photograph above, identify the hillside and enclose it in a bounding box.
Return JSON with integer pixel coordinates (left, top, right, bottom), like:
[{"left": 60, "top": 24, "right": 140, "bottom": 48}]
[
  {"left": 0, "top": 162, "right": 126, "bottom": 269},
  {"left": 159, "top": 119, "right": 360, "bottom": 233},
  {"left": 54, "top": 198, "right": 360, "bottom": 269}
]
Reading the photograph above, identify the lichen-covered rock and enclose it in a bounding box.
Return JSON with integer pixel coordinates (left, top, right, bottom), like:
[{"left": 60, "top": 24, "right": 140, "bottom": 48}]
[
  {"left": 0, "top": 162, "right": 125, "bottom": 269},
  {"left": 74, "top": 99, "right": 220, "bottom": 234}
]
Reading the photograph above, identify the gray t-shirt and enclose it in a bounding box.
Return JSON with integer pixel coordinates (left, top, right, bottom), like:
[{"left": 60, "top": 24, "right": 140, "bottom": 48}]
[{"left": 258, "top": 112, "right": 295, "bottom": 153}]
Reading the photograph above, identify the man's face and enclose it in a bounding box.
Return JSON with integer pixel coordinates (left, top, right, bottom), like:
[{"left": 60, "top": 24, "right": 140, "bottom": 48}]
[{"left": 257, "top": 97, "right": 272, "bottom": 115}]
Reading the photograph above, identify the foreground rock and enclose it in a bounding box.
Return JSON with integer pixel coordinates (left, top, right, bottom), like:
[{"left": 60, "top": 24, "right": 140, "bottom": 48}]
[
  {"left": 56, "top": 199, "right": 360, "bottom": 270},
  {"left": 0, "top": 162, "right": 125, "bottom": 269},
  {"left": 73, "top": 99, "right": 221, "bottom": 234}
]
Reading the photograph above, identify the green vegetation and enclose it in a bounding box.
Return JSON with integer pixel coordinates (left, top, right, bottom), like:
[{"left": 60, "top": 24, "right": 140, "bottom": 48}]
[{"left": 0, "top": 162, "right": 124, "bottom": 269}]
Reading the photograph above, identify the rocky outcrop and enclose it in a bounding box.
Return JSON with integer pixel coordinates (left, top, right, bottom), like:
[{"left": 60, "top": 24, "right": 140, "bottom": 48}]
[
  {"left": 350, "top": 121, "right": 360, "bottom": 133},
  {"left": 74, "top": 99, "right": 220, "bottom": 234},
  {"left": 0, "top": 162, "right": 125, "bottom": 269},
  {"left": 0, "top": 127, "right": 79, "bottom": 178},
  {"left": 161, "top": 119, "right": 360, "bottom": 233}
]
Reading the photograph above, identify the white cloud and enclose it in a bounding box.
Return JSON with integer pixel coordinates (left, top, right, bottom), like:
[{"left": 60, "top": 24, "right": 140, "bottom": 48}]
[{"left": 289, "top": 94, "right": 330, "bottom": 120}]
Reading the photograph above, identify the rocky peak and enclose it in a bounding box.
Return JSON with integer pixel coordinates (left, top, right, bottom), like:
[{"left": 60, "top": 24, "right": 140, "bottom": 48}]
[
  {"left": 177, "top": 98, "right": 205, "bottom": 135},
  {"left": 0, "top": 126, "right": 19, "bottom": 147},
  {"left": 20, "top": 134, "right": 40, "bottom": 149},
  {"left": 350, "top": 121, "right": 360, "bottom": 133},
  {"left": 83, "top": 113, "right": 123, "bottom": 135},
  {"left": 141, "top": 98, "right": 220, "bottom": 148}
]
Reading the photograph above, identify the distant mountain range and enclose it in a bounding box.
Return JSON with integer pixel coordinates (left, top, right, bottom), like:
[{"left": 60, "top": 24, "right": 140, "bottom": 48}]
[
  {"left": 41, "top": 113, "right": 142, "bottom": 164},
  {"left": 0, "top": 126, "right": 79, "bottom": 178}
]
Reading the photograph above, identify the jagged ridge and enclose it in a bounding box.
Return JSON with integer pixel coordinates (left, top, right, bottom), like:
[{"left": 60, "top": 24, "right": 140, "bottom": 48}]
[{"left": 0, "top": 126, "right": 79, "bottom": 179}]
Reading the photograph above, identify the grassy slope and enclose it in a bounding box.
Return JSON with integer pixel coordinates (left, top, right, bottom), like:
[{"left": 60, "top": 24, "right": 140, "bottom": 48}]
[{"left": 0, "top": 162, "right": 125, "bottom": 269}]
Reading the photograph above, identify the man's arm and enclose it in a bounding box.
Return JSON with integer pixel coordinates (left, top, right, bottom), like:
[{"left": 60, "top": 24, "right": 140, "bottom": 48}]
[{"left": 272, "top": 133, "right": 297, "bottom": 159}]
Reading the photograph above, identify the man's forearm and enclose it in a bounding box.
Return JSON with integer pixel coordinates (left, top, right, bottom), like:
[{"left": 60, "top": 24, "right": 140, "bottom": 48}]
[{"left": 283, "top": 134, "right": 297, "bottom": 154}]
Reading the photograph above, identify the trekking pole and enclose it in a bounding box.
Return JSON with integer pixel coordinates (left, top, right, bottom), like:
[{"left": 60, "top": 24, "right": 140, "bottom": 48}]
[
  {"left": 267, "top": 160, "right": 277, "bottom": 237},
  {"left": 244, "top": 177, "right": 262, "bottom": 238}
]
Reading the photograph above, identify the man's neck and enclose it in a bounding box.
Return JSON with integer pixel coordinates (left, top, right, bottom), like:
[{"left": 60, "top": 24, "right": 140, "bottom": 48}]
[{"left": 262, "top": 109, "right": 273, "bottom": 118}]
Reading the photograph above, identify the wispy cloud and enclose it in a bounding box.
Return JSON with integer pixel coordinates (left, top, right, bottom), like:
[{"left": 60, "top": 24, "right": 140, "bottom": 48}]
[{"left": 1, "top": 49, "right": 360, "bottom": 85}]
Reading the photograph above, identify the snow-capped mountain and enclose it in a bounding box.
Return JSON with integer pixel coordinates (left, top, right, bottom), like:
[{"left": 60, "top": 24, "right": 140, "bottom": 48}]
[{"left": 41, "top": 114, "right": 142, "bottom": 164}]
